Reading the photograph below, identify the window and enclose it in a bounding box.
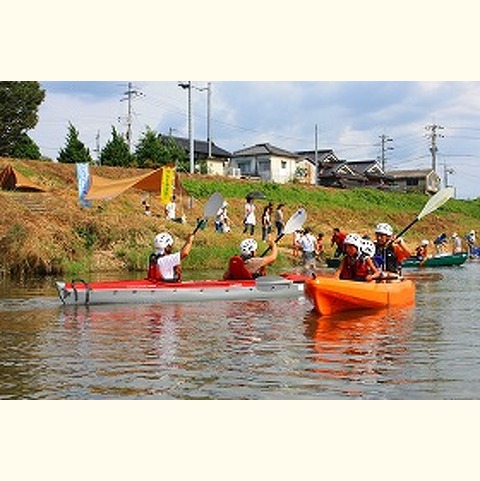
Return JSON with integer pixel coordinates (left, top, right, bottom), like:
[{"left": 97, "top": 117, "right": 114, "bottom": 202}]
[
  {"left": 281, "top": 161, "right": 287, "bottom": 169},
  {"left": 406, "top": 178, "right": 419, "bottom": 186}
]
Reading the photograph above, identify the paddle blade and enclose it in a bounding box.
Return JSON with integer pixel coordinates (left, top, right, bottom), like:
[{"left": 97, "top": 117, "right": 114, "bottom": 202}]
[
  {"left": 203, "top": 192, "right": 224, "bottom": 218},
  {"left": 283, "top": 208, "right": 307, "bottom": 235},
  {"left": 418, "top": 187, "right": 454, "bottom": 220}
]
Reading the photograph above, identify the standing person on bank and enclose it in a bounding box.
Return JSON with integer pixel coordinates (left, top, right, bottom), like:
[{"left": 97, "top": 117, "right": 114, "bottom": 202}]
[
  {"left": 298, "top": 227, "right": 318, "bottom": 271},
  {"left": 261, "top": 202, "right": 273, "bottom": 241},
  {"left": 274, "top": 203, "right": 285, "bottom": 237},
  {"left": 331, "top": 227, "right": 347, "bottom": 257},
  {"left": 243, "top": 195, "right": 256, "bottom": 236}
]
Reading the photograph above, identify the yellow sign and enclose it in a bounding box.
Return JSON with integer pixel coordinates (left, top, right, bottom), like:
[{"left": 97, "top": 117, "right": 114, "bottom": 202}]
[{"left": 160, "top": 166, "right": 175, "bottom": 205}]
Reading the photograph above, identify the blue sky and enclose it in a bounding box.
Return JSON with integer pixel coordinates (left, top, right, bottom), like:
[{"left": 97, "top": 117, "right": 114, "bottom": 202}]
[{"left": 31, "top": 81, "right": 480, "bottom": 199}]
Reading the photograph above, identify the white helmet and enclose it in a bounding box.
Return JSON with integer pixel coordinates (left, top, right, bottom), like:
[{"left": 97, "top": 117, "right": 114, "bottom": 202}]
[
  {"left": 154, "top": 232, "right": 174, "bottom": 252},
  {"left": 375, "top": 223, "right": 393, "bottom": 236},
  {"left": 361, "top": 239, "right": 376, "bottom": 257},
  {"left": 240, "top": 238, "right": 258, "bottom": 257},
  {"left": 344, "top": 233, "right": 363, "bottom": 250},
  {"left": 421, "top": 239, "right": 429, "bottom": 246}
]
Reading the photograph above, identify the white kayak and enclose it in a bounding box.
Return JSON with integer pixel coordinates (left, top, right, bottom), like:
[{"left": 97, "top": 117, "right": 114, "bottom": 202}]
[{"left": 55, "top": 274, "right": 306, "bottom": 306}]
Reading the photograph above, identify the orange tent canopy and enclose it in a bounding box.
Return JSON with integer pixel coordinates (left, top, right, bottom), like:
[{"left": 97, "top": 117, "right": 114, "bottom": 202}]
[
  {"left": 85, "top": 169, "right": 161, "bottom": 200},
  {"left": 0, "top": 164, "right": 46, "bottom": 192},
  {"left": 84, "top": 167, "right": 187, "bottom": 201}
]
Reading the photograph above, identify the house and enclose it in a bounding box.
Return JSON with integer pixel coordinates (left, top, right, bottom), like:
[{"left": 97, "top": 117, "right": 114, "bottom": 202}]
[
  {"left": 295, "top": 149, "right": 339, "bottom": 185},
  {"left": 310, "top": 151, "right": 392, "bottom": 189},
  {"left": 169, "top": 136, "right": 231, "bottom": 175},
  {"left": 230, "top": 143, "right": 302, "bottom": 183},
  {"left": 387, "top": 169, "right": 440, "bottom": 194}
]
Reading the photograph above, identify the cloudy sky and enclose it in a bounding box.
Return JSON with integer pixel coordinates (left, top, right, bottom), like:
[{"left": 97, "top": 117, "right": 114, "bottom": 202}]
[{"left": 30, "top": 81, "right": 480, "bottom": 199}]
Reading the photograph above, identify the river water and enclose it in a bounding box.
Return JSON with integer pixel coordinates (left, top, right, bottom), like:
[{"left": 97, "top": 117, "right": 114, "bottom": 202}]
[{"left": 1, "top": 262, "right": 479, "bottom": 400}]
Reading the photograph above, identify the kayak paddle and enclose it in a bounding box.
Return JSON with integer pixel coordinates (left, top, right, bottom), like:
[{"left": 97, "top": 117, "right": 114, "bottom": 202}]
[
  {"left": 395, "top": 187, "right": 455, "bottom": 239},
  {"left": 193, "top": 192, "right": 224, "bottom": 234},
  {"left": 260, "top": 207, "right": 307, "bottom": 256}
]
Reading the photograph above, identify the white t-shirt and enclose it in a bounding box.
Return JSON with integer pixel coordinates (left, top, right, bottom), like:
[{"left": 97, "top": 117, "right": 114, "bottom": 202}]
[
  {"left": 166, "top": 202, "right": 176, "bottom": 220},
  {"left": 299, "top": 233, "right": 317, "bottom": 253},
  {"left": 157, "top": 252, "right": 181, "bottom": 280},
  {"left": 244, "top": 202, "right": 256, "bottom": 225}
]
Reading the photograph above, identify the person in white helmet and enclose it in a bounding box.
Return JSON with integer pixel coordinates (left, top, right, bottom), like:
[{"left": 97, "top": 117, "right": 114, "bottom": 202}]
[
  {"left": 414, "top": 239, "right": 429, "bottom": 262},
  {"left": 223, "top": 235, "right": 278, "bottom": 280},
  {"left": 147, "top": 230, "right": 195, "bottom": 282},
  {"left": 334, "top": 233, "right": 381, "bottom": 281},
  {"left": 374, "top": 222, "right": 411, "bottom": 276}
]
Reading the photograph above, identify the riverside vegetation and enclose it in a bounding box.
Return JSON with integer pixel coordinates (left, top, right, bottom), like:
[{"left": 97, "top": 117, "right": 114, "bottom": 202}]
[{"left": 1, "top": 158, "right": 480, "bottom": 278}]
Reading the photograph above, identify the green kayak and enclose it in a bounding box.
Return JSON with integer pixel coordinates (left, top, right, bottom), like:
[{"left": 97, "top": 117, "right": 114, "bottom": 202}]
[{"left": 401, "top": 252, "right": 468, "bottom": 268}]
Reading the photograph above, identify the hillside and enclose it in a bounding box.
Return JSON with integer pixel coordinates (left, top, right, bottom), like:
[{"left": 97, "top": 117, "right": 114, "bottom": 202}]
[{"left": 1, "top": 157, "right": 480, "bottom": 277}]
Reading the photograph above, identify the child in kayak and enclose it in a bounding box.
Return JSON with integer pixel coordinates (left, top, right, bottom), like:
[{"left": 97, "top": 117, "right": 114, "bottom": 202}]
[
  {"left": 335, "top": 233, "right": 381, "bottom": 282},
  {"left": 223, "top": 236, "right": 278, "bottom": 280},
  {"left": 148, "top": 231, "right": 195, "bottom": 282}
]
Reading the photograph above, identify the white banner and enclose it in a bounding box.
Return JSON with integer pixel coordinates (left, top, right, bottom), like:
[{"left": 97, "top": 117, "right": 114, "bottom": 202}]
[{"left": 75, "top": 162, "right": 92, "bottom": 208}]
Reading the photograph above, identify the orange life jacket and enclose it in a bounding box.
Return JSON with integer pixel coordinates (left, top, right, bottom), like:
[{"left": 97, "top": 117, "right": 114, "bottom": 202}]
[
  {"left": 147, "top": 253, "right": 181, "bottom": 282},
  {"left": 339, "top": 255, "right": 370, "bottom": 281},
  {"left": 224, "top": 255, "right": 254, "bottom": 280}
]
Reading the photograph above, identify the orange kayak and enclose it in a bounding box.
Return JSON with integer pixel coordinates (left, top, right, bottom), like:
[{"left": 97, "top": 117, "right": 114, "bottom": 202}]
[{"left": 304, "top": 276, "right": 415, "bottom": 315}]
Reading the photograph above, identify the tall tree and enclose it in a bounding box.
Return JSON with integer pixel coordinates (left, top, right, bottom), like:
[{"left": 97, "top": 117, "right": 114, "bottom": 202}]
[
  {"left": 134, "top": 128, "right": 167, "bottom": 168},
  {"left": 99, "top": 127, "right": 132, "bottom": 167},
  {"left": 11, "top": 133, "right": 42, "bottom": 160},
  {"left": 57, "top": 122, "right": 92, "bottom": 164},
  {"left": 0, "top": 81, "right": 45, "bottom": 156}
]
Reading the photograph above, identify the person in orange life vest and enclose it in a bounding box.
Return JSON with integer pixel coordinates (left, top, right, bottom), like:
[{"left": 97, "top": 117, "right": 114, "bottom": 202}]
[
  {"left": 334, "top": 233, "right": 381, "bottom": 282},
  {"left": 148, "top": 231, "right": 195, "bottom": 282},
  {"left": 223, "top": 236, "right": 278, "bottom": 280}
]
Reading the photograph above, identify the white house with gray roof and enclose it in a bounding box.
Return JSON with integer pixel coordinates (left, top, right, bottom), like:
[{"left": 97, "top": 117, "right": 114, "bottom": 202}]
[{"left": 231, "top": 143, "right": 302, "bottom": 183}]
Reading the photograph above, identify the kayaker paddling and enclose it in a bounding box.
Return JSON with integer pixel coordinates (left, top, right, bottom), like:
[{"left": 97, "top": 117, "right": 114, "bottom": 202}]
[
  {"left": 148, "top": 231, "right": 195, "bottom": 282},
  {"left": 373, "top": 222, "right": 411, "bottom": 278},
  {"left": 223, "top": 236, "right": 278, "bottom": 280}
]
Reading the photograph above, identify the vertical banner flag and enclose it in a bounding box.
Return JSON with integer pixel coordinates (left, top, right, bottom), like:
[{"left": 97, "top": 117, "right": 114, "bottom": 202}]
[
  {"left": 160, "top": 166, "right": 175, "bottom": 205},
  {"left": 76, "top": 162, "right": 92, "bottom": 208}
]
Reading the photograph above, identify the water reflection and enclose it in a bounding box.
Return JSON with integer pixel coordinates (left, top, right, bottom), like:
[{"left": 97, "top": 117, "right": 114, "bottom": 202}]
[{"left": 303, "top": 307, "right": 416, "bottom": 397}]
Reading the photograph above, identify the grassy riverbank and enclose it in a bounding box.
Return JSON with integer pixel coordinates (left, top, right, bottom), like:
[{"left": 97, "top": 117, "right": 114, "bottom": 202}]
[{"left": 1, "top": 157, "right": 480, "bottom": 277}]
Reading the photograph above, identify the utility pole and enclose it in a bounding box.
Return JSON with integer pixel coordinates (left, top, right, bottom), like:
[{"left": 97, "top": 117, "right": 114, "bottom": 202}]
[
  {"left": 120, "top": 82, "right": 142, "bottom": 153},
  {"left": 178, "top": 81, "right": 194, "bottom": 173},
  {"left": 379, "top": 134, "right": 393, "bottom": 171},
  {"left": 314, "top": 124, "right": 319, "bottom": 186},
  {"left": 94, "top": 130, "right": 100, "bottom": 164},
  {"left": 425, "top": 123, "right": 444, "bottom": 172},
  {"left": 443, "top": 161, "right": 454, "bottom": 188},
  {"left": 207, "top": 82, "right": 212, "bottom": 158}
]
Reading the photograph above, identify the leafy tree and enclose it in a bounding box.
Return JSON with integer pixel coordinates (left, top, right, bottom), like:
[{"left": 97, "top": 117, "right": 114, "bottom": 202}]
[
  {"left": 134, "top": 128, "right": 167, "bottom": 168},
  {"left": 99, "top": 127, "right": 132, "bottom": 166},
  {"left": 163, "top": 136, "right": 188, "bottom": 171},
  {"left": 0, "top": 81, "right": 45, "bottom": 156},
  {"left": 57, "top": 122, "right": 92, "bottom": 164},
  {"left": 135, "top": 129, "right": 189, "bottom": 170},
  {"left": 11, "top": 133, "right": 42, "bottom": 160}
]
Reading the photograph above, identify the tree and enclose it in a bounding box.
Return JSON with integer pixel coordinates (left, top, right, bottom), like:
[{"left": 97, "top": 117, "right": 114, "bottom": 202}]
[
  {"left": 0, "top": 81, "right": 45, "bottom": 156},
  {"left": 163, "top": 136, "right": 188, "bottom": 171},
  {"left": 134, "top": 128, "right": 167, "bottom": 168},
  {"left": 57, "top": 122, "right": 92, "bottom": 164},
  {"left": 11, "top": 133, "right": 42, "bottom": 160},
  {"left": 99, "top": 127, "right": 132, "bottom": 167}
]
